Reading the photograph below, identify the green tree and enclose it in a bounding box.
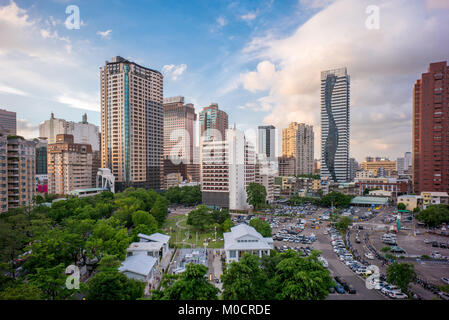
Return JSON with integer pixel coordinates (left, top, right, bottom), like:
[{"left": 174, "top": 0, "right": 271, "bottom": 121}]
[
  {"left": 397, "top": 203, "right": 406, "bottom": 211},
  {"left": 151, "top": 195, "right": 169, "bottom": 227},
  {"left": 249, "top": 218, "right": 272, "bottom": 237},
  {"left": 386, "top": 262, "right": 416, "bottom": 294},
  {"left": 416, "top": 204, "right": 449, "bottom": 227},
  {"left": 335, "top": 216, "right": 352, "bottom": 234},
  {"left": 132, "top": 210, "right": 157, "bottom": 228},
  {"left": 271, "top": 251, "right": 333, "bottom": 300},
  {"left": 97, "top": 254, "right": 121, "bottom": 272},
  {"left": 222, "top": 218, "right": 234, "bottom": 232},
  {"left": 321, "top": 192, "right": 352, "bottom": 208},
  {"left": 155, "top": 263, "right": 218, "bottom": 300},
  {"left": 130, "top": 224, "right": 158, "bottom": 242},
  {"left": 246, "top": 183, "right": 267, "bottom": 210},
  {"left": 28, "top": 264, "right": 73, "bottom": 300},
  {"left": 222, "top": 254, "right": 270, "bottom": 300},
  {"left": 187, "top": 205, "right": 213, "bottom": 231},
  {"left": 211, "top": 209, "right": 230, "bottom": 225},
  {"left": 87, "top": 271, "right": 144, "bottom": 300},
  {"left": 0, "top": 284, "right": 43, "bottom": 300}
]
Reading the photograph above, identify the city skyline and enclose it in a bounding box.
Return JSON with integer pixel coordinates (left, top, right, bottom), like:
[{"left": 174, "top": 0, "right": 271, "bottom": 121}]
[{"left": 2, "top": 0, "right": 448, "bottom": 162}]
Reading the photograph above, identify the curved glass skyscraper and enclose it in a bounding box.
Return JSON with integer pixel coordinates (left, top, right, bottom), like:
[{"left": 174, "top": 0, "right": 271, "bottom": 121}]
[{"left": 320, "top": 68, "right": 350, "bottom": 183}]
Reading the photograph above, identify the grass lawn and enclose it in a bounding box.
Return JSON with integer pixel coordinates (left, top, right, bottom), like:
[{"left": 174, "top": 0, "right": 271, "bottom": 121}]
[{"left": 162, "top": 214, "right": 224, "bottom": 249}]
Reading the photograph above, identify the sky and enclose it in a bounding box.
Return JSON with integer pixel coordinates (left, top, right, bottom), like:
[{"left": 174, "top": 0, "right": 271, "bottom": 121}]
[{"left": 0, "top": 0, "right": 448, "bottom": 162}]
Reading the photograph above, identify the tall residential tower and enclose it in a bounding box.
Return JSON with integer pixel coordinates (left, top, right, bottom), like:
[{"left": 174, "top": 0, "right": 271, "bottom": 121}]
[
  {"left": 282, "top": 122, "right": 314, "bottom": 175},
  {"left": 100, "top": 56, "right": 163, "bottom": 191},
  {"left": 413, "top": 61, "right": 449, "bottom": 193},
  {"left": 320, "top": 67, "right": 350, "bottom": 183}
]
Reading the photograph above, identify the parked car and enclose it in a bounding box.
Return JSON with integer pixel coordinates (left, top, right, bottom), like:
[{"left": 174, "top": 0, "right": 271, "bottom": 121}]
[
  {"left": 335, "top": 283, "right": 345, "bottom": 294},
  {"left": 441, "top": 277, "right": 449, "bottom": 285},
  {"left": 365, "top": 252, "right": 374, "bottom": 260},
  {"left": 432, "top": 251, "right": 442, "bottom": 258},
  {"left": 432, "top": 241, "right": 439, "bottom": 247},
  {"left": 348, "top": 285, "right": 356, "bottom": 294},
  {"left": 438, "top": 291, "right": 449, "bottom": 300},
  {"left": 389, "top": 291, "right": 408, "bottom": 299}
]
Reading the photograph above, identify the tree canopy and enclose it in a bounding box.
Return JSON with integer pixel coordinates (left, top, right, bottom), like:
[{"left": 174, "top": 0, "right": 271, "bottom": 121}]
[
  {"left": 249, "top": 218, "right": 272, "bottom": 237},
  {"left": 416, "top": 204, "right": 449, "bottom": 227},
  {"left": 386, "top": 262, "right": 416, "bottom": 294},
  {"left": 246, "top": 183, "right": 267, "bottom": 210}
]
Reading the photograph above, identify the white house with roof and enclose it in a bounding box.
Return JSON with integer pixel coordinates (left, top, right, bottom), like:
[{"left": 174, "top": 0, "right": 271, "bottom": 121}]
[
  {"left": 118, "top": 254, "right": 158, "bottom": 282},
  {"left": 138, "top": 232, "right": 170, "bottom": 257},
  {"left": 127, "top": 242, "right": 164, "bottom": 259},
  {"left": 223, "top": 224, "right": 273, "bottom": 264}
]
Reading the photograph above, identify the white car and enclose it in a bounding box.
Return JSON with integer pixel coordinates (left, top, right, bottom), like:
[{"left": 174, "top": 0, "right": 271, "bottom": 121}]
[
  {"left": 364, "top": 252, "right": 375, "bottom": 260},
  {"left": 432, "top": 251, "right": 442, "bottom": 258},
  {"left": 381, "top": 285, "right": 401, "bottom": 295},
  {"left": 441, "top": 277, "right": 449, "bottom": 285},
  {"left": 388, "top": 291, "right": 408, "bottom": 299}
]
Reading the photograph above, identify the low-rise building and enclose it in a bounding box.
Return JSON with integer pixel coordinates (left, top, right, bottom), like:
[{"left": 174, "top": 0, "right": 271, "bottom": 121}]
[
  {"left": 421, "top": 191, "right": 449, "bottom": 209},
  {"left": 224, "top": 224, "right": 273, "bottom": 264},
  {"left": 118, "top": 254, "right": 159, "bottom": 283},
  {"left": 138, "top": 232, "right": 170, "bottom": 257},
  {"left": 397, "top": 195, "right": 423, "bottom": 211}
]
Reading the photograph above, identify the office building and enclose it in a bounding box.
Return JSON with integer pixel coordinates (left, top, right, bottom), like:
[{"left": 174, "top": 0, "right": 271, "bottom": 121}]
[
  {"left": 199, "top": 103, "right": 228, "bottom": 142},
  {"left": 39, "top": 113, "right": 100, "bottom": 151},
  {"left": 257, "top": 125, "right": 276, "bottom": 161},
  {"left": 0, "top": 109, "right": 16, "bottom": 135},
  {"left": 360, "top": 157, "right": 396, "bottom": 177},
  {"left": 349, "top": 157, "right": 358, "bottom": 181},
  {"left": 278, "top": 156, "right": 296, "bottom": 177},
  {"left": 47, "top": 134, "right": 93, "bottom": 195},
  {"left": 320, "top": 67, "right": 350, "bottom": 182},
  {"left": 413, "top": 61, "right": 449, "bottom": 193},
  {"left": 282, "top": 122, "right": 314, "bottom": 175},
  {"left": 100, "top": 56, "right": 163, "bottom": 191}
]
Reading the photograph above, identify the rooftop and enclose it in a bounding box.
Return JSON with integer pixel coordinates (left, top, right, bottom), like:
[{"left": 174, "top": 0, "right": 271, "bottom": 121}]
[
  {"left": 127, "top": 242, "right": 163, "bottom": 252},
  {"left": 138, "top": 232, "right": 170, "bottom": 244},
  {"left": 224, "top": 224, "right": 273, "bottom": 251},
  {"left": 350, "top": 196, "right": 389, "bottom": 205},
  {"left": 118, "top": 254, "right": 158, "bottom": 277}
]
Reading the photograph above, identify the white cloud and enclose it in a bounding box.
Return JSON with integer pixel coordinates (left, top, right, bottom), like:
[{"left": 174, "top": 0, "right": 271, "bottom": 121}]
[
  {"left": 0, "top": 84, "right": 29, "bottom": 96},
  {"left": 217, "top": 16, "right": 227, "bottom": 28},
  {"left": 17, "top": 119, "right": 39, "bottom": 139},
  {"left": 242, "top": 60, "right": 277, "bottom": 92},
  {"left": 299, "top": 0, "right": 337, "bottom": 8},
  {"left": 96, "top": 29, "right": 112, "bottom": 39},
  {"left": 162, "top": 64, "right": 188, "bottom": 81},
  {"left": 0, "top": 0, "right": 33, "bottom": 27},
  {"left": 239, "top": 0, "right": 449, "bottom": 160},
  {"left": 241, "top": 12, "right": 257, "bottom": 21}
]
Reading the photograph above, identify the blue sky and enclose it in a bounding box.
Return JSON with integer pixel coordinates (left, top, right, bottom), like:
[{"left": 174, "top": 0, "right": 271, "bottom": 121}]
[{"left": 1, "top": 0, "right": 449, "bottom": 161}]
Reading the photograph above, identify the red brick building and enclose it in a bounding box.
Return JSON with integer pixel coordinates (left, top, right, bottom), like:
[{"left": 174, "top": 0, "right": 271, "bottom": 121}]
[{"left": 413, "top": 61, "right": 449, "bottom": 194}]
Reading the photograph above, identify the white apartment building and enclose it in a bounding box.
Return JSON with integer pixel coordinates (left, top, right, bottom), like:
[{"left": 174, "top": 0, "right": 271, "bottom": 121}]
[
  {"left": 255, "top": 154, "right": 275, "bottom": 203},
  {"left": 39, "top": 113, "right": 100, "bottom": 151},
  {"left": 201, "top": 128, "right": 255, "bottom": 210}
]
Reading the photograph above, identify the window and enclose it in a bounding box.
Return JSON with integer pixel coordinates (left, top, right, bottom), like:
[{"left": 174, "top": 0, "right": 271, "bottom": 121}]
[{"left": 229, "top": 250, "right": 236, "bottom": 258}]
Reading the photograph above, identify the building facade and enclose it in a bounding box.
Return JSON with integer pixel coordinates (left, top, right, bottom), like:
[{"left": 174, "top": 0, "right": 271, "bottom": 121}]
[
  {"left": 413, "top": 61, "right": 449, "bottom": 194},
  {"left": 199, "top": 103, "right": 228, "bottom": 142},
  {"left": 282, "top": 122, "right": 314, "bottom": 175},
  {"left": 257, "top": 125, "right": 276, "bottom": 161},
  {"left": 0, "top": 109, "right": 16, "bottom": 135},
  {"left": 6, "top": 136, "right": 36, "bottom": 210},
  {"left": 47, "top": 134, "right": 93, "bottom": 195},
  {"left": 321, "top": 67, "right": 350, "bottom": 182},
  {"left": 360, "top": 157, "right": 396, "bottom": 177},
  {"left": 39, "top": 113, "right": 100, "bottom": 151},
  {"left": 201, "top": 128, "right": 255, "bottom": 210},
  {"left": 255, "top": 154, "right": 275, "bottom": 203},
  {"left": 162, "top": 96, "right": 199, "bottom": 186},
  {"left": 100, "top": 56, "right": 163, "bottom": 191}
]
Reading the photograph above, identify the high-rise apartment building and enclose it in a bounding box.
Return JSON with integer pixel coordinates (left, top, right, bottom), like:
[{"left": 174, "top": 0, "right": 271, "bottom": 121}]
[
  {"left": 413, "top": 61, "right": 449, "bottom": 193},
  {"left": 257, "top": 125, "right": 276, "bottom": 161},
  {"left": 0, "top": 109, "right": 16, "bottom": 135},
  {"left": 39, "top": 113, "right": 100, "bottom": 151},
  {"left": 282, "top": 122, "right": 314, "bottom": 175},
  {"left": 47, "top": 134, "right": 93, "bottom": 195},
  {"left": 7, "top": 136, "right": 36, "bottom": 210},
  {"left": 162, "top": 96, "right": 199, "bottom": 186},
  {"left": 349, "top": 157, "right": 358, "bottom": 181},
  {"left": 0, "top": 134, "right": 7, "bottom": 212},
  {"left": 199, "top": 103, "right": 228, "bottom": 142},
  {"left": 397, "top": 152, "right": 412, "bottom": 175},
  {"left": 320, "top": 67, "right": 350, "bottom": 182},
  {"left": 100, "top": 56, "right": 163, "bottom": 191},
  {"left": 201, "top": 128, "right": 255, "bottom": 210}
]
